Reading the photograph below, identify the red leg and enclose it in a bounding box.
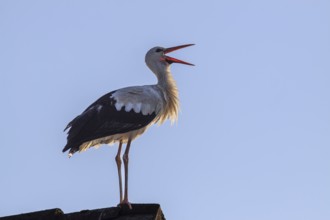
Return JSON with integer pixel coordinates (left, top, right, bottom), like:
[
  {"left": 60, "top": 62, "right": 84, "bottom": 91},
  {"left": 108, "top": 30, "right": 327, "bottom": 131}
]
[
  {"left": 121, "top": 139, "right": 132, "bottom": 209},
  {"left": 115, "top": 141, "right": 123, "bottom": 203}
]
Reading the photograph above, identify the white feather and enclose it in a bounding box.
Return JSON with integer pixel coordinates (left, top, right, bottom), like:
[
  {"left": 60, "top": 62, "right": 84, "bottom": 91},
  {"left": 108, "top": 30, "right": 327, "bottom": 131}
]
[
  {"left": 115, "top": 102, "right": 124, "bottom": 111},
  {"left": 124, "top": 102, "right": 133, "bottom": 112},
  {"left": 133, "top": 102, "right": 142, "bottom": 113}
]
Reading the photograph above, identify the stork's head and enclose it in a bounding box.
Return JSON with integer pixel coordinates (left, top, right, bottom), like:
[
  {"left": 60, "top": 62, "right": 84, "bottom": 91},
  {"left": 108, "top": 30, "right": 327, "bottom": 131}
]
[{"left": 145, "top": 44, "right": 194, "bottom": 75}]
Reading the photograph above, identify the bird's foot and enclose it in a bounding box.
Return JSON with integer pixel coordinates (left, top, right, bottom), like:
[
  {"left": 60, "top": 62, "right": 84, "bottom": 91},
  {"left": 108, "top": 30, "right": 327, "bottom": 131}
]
[{"left": 119, "top": 199, "right": 132, "bottom": 209}]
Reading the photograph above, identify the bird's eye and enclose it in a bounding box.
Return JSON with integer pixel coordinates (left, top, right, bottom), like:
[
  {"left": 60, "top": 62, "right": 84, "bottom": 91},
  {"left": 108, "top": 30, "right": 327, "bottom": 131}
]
[{"left": 155, "top": 48, "right": 163, "bottom": 53}]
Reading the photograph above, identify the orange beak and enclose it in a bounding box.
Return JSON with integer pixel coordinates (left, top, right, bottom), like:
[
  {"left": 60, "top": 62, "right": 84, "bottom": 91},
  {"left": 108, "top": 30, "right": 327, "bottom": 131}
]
[{"left": 164, "top": 44, "right": 194, "bottom": 66}]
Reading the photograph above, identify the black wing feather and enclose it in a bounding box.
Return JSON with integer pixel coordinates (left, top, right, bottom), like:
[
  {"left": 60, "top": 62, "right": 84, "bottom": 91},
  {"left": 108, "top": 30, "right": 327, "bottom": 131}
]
[{"left": 63, "top": 91, "right": 156, "bottom": 153}]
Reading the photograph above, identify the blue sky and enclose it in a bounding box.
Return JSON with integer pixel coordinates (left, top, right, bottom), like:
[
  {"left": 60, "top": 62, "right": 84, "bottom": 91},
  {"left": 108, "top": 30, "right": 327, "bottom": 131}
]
[{"left": 1, "top": 1, "right": 330, "bottom": 219}]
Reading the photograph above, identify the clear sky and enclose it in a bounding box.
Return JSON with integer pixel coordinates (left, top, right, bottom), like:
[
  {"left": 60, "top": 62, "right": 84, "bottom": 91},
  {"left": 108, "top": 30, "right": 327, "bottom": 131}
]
[{"left": 1, "top": 1, "right": 330, "bottom": 219}]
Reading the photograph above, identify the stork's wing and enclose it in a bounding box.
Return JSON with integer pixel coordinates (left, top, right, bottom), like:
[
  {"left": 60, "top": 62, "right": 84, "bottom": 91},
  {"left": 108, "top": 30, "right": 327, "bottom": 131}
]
[{"left": 63, "top": 90, "right": 156, "bottom": 153}]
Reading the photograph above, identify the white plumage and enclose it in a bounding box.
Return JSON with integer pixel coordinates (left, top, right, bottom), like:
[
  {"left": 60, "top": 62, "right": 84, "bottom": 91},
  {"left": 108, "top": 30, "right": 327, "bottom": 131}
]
[{"left": 112, "top": 86, "right": 164, "bottom": 116}]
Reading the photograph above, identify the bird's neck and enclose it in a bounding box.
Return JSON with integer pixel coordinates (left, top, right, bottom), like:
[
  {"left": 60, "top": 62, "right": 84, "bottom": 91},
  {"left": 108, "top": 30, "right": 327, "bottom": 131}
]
[{"left": 156, "top": 67, "right": 179, "bottom": 123}]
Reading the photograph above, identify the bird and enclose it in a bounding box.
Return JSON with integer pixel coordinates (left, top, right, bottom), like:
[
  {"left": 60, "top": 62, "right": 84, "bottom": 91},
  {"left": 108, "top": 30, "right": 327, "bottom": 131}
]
[{"left": 63, "top": 44, "right": 194, "bottom": 208}]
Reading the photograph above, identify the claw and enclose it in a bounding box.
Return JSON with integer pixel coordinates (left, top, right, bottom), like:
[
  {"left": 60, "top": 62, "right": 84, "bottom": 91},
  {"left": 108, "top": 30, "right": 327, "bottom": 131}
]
[{"left": 118, "top": 200, "right": 132, "bottom": 210}]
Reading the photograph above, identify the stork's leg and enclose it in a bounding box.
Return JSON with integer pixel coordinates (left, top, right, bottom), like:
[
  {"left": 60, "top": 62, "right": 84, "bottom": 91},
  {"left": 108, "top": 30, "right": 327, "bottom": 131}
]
[
  {"left": 121, "top": 139, "right": 132, "bottom": 209},
  {"left": 115, "top": 141, "right": 123, "bottom": 203}
]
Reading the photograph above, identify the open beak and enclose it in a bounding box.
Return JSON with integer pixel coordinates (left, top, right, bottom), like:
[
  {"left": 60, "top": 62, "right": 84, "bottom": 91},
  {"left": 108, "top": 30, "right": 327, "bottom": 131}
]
[{"left": 164, "top": 44, "right": 194, "bottom": 66}]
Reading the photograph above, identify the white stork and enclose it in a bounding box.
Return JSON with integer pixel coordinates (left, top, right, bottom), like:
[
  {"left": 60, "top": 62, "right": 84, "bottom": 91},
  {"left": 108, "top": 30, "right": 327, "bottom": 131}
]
[{"left": 63, "top": 44, "right": 194, "bottom": 208}]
